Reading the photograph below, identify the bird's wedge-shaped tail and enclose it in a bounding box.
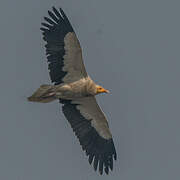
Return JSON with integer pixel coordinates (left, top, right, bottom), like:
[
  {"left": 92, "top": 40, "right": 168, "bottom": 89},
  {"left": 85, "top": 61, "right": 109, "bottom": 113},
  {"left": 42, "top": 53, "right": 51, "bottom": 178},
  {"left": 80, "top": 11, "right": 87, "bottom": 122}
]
[{"left": 28, "top": 85, "right": 56, "bottom": 103}]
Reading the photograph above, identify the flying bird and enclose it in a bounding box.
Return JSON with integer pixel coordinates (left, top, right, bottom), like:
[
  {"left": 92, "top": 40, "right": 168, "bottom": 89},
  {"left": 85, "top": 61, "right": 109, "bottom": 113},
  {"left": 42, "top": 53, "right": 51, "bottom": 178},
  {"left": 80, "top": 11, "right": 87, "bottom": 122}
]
[{"left": 28, "top": 7, "right": 116, "bottom": 175}]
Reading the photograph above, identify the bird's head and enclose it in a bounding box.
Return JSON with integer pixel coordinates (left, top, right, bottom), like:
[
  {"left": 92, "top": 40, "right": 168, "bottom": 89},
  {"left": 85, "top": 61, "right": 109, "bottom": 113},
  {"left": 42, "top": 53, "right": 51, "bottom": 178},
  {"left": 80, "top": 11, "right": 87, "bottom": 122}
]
[{"left": 96, "top": 85, "right": 110, "bottom": 94}]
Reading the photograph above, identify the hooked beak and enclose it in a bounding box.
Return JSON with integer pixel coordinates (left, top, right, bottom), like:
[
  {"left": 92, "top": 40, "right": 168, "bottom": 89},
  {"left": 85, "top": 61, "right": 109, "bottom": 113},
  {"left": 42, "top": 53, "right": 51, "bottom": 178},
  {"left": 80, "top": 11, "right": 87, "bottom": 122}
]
[
  {"left": 103, "top": 88, "right": 110, "bottom": 93},
  {"left": 97, "top": 87, "right": 110, "bottom": 94}
]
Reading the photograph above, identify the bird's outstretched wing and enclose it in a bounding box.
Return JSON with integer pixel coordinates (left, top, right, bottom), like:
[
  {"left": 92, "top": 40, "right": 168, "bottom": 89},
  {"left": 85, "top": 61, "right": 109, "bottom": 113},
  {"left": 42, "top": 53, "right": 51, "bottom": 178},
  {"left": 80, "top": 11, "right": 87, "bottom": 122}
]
[
  {"left": 60, "top": 97, "right": 116, "bottom": 175},
  {"left": 41, "top": 7, "right": 87, "bottom": 85}
]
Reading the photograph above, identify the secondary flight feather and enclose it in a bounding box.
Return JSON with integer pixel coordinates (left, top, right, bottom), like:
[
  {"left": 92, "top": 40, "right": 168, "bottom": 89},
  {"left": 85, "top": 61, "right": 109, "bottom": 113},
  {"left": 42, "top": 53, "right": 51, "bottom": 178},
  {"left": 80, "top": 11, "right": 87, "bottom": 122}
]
[{"left": 28, "top": 7, "right": 116, "bottom": 175}]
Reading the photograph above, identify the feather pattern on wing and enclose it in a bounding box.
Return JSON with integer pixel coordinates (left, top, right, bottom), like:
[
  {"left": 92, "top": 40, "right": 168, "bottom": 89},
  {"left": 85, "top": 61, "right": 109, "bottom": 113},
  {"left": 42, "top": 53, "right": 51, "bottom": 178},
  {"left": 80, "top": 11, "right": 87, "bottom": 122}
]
[
  {"left": 41, "top": 7, "right": 87, "bottom": 85},
  {"left": 60, "top": 97, "right": 117, "bottom": 175}
]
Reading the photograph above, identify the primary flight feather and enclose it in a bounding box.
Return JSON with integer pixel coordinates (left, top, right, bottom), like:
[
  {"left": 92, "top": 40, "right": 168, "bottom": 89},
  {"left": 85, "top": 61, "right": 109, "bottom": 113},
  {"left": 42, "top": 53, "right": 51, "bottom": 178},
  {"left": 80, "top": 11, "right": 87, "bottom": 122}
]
[{"left": 28, "top": 7, "right": 116, "bottom": 175}]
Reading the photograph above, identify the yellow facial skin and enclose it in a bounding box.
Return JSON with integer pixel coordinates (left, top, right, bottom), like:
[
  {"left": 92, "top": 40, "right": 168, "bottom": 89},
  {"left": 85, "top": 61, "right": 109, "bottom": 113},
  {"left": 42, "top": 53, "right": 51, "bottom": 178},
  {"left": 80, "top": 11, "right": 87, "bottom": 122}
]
[{"left": 96, "top": 86, "right": 110, "bottom": 94}]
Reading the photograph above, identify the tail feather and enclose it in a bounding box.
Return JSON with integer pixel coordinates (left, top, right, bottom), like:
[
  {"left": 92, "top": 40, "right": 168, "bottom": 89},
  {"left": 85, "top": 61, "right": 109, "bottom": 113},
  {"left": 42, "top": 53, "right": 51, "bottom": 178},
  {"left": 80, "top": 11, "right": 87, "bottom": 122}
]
[{"left": 28, "top": 84, "right": 56, "bottom": 103}]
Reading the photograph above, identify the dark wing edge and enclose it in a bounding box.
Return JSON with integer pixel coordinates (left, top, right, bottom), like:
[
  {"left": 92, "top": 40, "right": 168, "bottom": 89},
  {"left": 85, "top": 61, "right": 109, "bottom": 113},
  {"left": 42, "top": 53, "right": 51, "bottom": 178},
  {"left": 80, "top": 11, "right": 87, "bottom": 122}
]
[
  {"left": 40, "top": 7, "right": 74, "bottom": 85},
  {"left": 60, "top": 99, "right": 117, "bottom": 175}
]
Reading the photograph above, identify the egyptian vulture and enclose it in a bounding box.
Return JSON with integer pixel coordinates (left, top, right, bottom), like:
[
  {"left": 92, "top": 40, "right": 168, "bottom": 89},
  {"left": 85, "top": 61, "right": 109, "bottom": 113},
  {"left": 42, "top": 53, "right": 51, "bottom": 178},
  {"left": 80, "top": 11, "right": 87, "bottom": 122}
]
[{"left": 28, "top": 7, "right": 116, "bottom": 175}]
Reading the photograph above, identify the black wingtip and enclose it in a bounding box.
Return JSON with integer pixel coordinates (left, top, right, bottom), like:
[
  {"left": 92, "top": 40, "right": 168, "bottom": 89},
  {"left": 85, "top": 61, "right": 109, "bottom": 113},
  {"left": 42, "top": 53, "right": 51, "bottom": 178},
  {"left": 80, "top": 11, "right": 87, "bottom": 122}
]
[
  {"left": 114, "top": 152, "right": 117, "bottom": 161},
  {"left": 109, "top": 157, "right": 113, "bottom": 171},
  {"left": 59, "top": 7, "right": 68, "bottom": 21},
  {"left": 88, "top": 154, "right": 94, "bottom": 164},
  {"left": 52, "top": 6, "right": 61, "bottom": 18},
  {"left": 105, "top": 166, "right": 109, "bottom": 175},
  {"left": 59, "top": 8, "right": 74, "bottom": 32},
  {"left": 59, "top": 8, "right": 65, "bottom": 15},
  {"left": 93, "top": 155, "right": 99, "bottom": 171},
  {"left": 48, "top": 10, "right": 59, "bottom": 22}
]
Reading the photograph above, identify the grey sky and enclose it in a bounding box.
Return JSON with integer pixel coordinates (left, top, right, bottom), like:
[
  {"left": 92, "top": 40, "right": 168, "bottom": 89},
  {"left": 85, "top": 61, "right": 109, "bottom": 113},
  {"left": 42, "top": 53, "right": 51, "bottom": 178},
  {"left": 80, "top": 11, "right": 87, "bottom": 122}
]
[{"left": 0, "top": 0, "right": 180, "bottom": 179}]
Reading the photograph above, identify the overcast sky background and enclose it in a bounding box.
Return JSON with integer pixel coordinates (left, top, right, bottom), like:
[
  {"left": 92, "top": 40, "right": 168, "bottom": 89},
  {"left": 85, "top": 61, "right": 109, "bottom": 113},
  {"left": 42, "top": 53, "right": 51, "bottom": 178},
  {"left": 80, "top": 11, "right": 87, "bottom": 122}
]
[{"left": 0, "top": 0, "right": 180, "bottom": 179}]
